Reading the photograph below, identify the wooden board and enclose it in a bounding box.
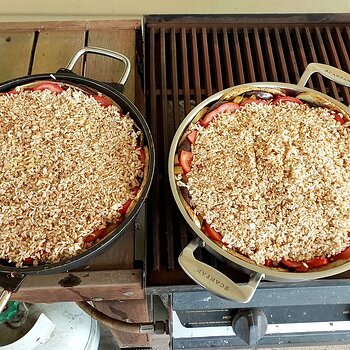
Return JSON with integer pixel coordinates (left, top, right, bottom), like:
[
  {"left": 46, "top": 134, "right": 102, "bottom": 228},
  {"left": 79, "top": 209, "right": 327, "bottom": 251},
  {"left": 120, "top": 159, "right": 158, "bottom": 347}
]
[
  {"left": 0, "top": 32, "right": 34, "bottom": 82},
  {"left": 86, "top": 30, "right": 136, "bottom": 101},
  {"left": 32, "top": 30, "right": 86, "bottom": 74},
  {"left": 13, "top": 269, "right": 143, "bottom": 303},
  {"left": 0, "top": 20, "right": 140, "bottom": 32}
]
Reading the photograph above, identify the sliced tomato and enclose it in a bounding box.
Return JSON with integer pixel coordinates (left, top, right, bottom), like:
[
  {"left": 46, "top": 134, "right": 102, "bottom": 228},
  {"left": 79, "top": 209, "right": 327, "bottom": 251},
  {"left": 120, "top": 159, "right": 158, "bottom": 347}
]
[
  {"left": 187, "top": 130, "right": 198, "bottom": 144},
  {"left": 23, "top": 257, "right": 33, "bottom": 265},
  {"left": 202, "top": 221, "right": 222, "bottom": 243},
  {"left": 200, "top": 102, "right": 240, "bottom": 127},
  {"left": 85, "top": 227, "right": 107, "bottom": 243},
  {"left": 295, "top": 266, "right": 309, "bottom": 272},
  {"left": 331, "top": 246, "right": 350, "bottom": 261},
  {"left": 240, "top": 99, "right": 269, "bottom": 107},
  {"left": 93, "top": 95, "right": 113, "bottom": 107},
  {"left": 305, "top": 257, "right": 329, "bottom": 268},
  {"left": 273, "top": 96, "right": 303, "bottom": 105},
  {"left": 136, "top": 147, "right": 146, "bottom": 164},
  {"left": 179, "top": 150, "right": 193, "bottom": 174},
  {"left": 333, "top": 113, "right": 345, "bottom": 125},
  {"left": 265, "top": 259, "right": 273, "bottom": 267},
  {"left": 32, "top": 82, "right": 64, "bottom": 94},
  {"left": 6, "top": 89, "right": 19, "bottom": 95},
  {"left": 118, "top": 187, "right": 139, "bottom": 216},
  {"left": 280, "top": 258, "right": 304, "bottom": 269}
]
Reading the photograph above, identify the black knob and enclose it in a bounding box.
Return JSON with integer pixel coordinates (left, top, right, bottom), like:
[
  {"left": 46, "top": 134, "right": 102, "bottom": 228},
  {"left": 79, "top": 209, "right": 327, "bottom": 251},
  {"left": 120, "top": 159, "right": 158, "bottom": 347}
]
[{"left": 232, "top": 309, "right": 268, "bottom": 346}]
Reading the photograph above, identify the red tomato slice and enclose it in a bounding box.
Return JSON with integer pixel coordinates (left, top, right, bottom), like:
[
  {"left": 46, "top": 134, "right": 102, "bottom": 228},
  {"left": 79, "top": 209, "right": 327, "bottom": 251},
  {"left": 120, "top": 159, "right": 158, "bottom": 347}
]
[
  {"left": 93, "top": 95, "right": 113, "bottom": 107},
  {"left": 265, "top": 259, "right": 273, "bottom": 267},
  {"left": 273, "top": 96, "right": 303, "bottom": 105},
  {"left": 23, "top": 257, "right": 34, "bottom": 265},
  {"left": 280, "top": 258, "right": 304, "bottom": 269},
  {"left": 305, "top": 257, "right": 329, "bottom": 268},
  {"left": 32, "top": 82, "right": 64, "bottom": 94},
  {"left": 118, "top": 187, "right": 139, "bottom": 216},
  {"left": 332, "top": 246, "right": 350, "bottom": 261},
  {"left": 136, "top": 147, "right": 146, "bottom": 164},
  {"left": 85, "top": 228, "right": 107, "bottom": 243},
  {"left": 333, "top": 113, "right": 345, "bottom": 125},
  {"left": 240, "top": 99, "right": 269, "bottom": 107},
  {"left": 187, "top": 130, "right": 198, "bottom": 144},
  {"left": 295, "top": 266, "right": 309, "bottom": 272},
  {"left": 200, "top": 102, "right": 240, "bottom": 127},
  {"left": 202, "top": 222, "right": 222, "bottom": 242},
  {"left": 179, "top": 150, "right": 193, "bottom": 174},
  {"left": 7, "top": 89, "right": 19, "bottom": 95}
]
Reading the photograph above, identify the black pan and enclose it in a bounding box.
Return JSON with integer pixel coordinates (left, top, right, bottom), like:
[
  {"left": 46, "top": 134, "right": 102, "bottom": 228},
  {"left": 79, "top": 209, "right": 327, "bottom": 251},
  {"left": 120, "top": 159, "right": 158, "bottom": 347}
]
[{"left": 0, "top": 47, "right": 155, "bottom": 311}]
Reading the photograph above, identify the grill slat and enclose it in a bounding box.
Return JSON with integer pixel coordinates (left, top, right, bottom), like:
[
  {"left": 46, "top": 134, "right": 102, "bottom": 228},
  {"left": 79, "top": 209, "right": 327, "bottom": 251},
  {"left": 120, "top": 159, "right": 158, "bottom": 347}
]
[
  {"left": 232, "top": 28, "right": 245, "bottom": 83},
  {"left": 294, "top": 27, "right": 314, "bottom": 89},
  {"left": 160, "top": 28, "right": 175, "bottom": 270},
  {"left": 253, "top": 28, "right": 267, "bottom": 82},
  {"left": 171, "top": 28, "right": 180, "bottom": 127},
  {"left": 180, "top": 28, "right": 191, "bottom": 115},
  {"left": 212, "top": 28, "right": 224, "bottom": 91},
  {"left": 148, "top": 27, "right": 160, "bottom": 271},
  {"left": 243, "top": 28, "right": 256, "bottom": 82},
  {"left": 222, "top": 28, "right": 234, "bottom": 86},
  {"left": 305, "top": 27, "right": 327, "bottom": 91},
  {"left": 191, "top": 27, "right": 202, "bottom": 104},
  {"left": 284, "top": 27, "right": 300, "bottom": 83},
  {"left": 201, "top": 28, "right": 213, "bottom": 96},
  {"left": 274, "top": 27, "right": 290, "bottom": 83},
  {"left": 146, "top": 17, "right": 350, "bottom": 286},
  {"left": 263, "top": 28, "right": 279, "bottom": 82},
  {"left": 314, "top": 27, "right": 340, "bottom": 100}
]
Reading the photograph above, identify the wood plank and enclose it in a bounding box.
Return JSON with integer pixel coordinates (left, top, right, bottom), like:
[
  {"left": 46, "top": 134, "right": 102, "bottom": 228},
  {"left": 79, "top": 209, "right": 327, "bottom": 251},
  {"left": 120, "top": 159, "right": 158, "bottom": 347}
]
[
  {"left": 85, "top": 229, "right": 136, "bottom": 270},
  {"left": 11, "top": 269, "right": 143, "bottom": 303},
  {"left": 86, "top": 29, "right": 136, "bottom": 101},
  {"left": 0, "top": 32, "right": 34, "bottom": 82},
  {"left": 0, "top": 20, "right": 140, "bottom": 32},
  {"left": 32, "top": 30, "right": 86, "bottom": 75},
  {"left": 95, "top": 299, "right": 150, "bottom": 348}
]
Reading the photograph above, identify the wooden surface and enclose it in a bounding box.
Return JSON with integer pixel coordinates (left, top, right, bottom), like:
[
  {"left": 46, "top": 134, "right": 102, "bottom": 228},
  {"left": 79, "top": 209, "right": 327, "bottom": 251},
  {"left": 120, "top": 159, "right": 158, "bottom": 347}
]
[
  {"left": 0, "top": 20, "right": 142, "bottom": 296},
  {"left": 0, "top": 32, "right": 34, "bottom": 82},
  {"left": 14, "top": 269, "right": 144, "bottom": 303},
  {"left": 0, "top": 20, "right": 150, "bottom": 348}
]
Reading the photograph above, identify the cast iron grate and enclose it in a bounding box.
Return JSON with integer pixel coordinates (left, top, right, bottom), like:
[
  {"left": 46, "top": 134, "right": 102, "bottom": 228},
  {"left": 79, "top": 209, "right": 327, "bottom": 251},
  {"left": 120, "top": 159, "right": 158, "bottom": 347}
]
[{"left": 144, "top": 15, "right": 350, "bottom": 286}]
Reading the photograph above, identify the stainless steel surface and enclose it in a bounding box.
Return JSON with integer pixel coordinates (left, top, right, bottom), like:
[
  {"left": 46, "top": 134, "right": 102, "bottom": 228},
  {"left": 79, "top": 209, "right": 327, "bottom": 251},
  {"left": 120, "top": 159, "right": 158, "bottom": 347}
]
[
  {"left": 0, "top": 290, "right": 11, "bottom": 314},
  {"left": 66, "top": 46, "right": 131, "bottom": 85},
  {"left": 178, "top": 238, "right": 263, "bottom": 303},
  {"left": 169, "top": 63, "right": 350, "bottom": 301}
]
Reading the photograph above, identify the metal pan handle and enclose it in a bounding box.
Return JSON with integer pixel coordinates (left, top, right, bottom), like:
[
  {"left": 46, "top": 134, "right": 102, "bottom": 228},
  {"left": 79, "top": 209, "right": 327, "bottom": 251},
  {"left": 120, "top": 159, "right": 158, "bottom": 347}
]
[
  {"left": 298, "top": 63, "right": 350, "bottom": 92},
  {"left": 0, "top": 289, "right": 11, "bottom": 313},
  {"left": 66, "top": 46, "right": 131, "bottom": 86},
  {"left": 179, "top": 238, "right": 264, "bottom": 303}
]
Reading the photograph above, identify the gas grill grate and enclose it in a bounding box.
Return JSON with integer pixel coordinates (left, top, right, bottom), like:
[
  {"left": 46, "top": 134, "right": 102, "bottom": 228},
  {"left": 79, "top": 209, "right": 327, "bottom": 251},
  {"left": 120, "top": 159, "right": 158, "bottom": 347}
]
[{"left": 144, "top": 15, "right": 350, "bottom": 286}]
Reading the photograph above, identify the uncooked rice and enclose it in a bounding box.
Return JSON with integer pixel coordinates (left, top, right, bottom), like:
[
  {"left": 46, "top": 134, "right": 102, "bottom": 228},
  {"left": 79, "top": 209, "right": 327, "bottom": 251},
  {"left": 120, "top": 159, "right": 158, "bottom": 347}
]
[
  {"left": 0, "top": 87, "right": 143, "bottom": 266},
  {"left": 185, "top": 102, "right": 350, "bottom": 265}
]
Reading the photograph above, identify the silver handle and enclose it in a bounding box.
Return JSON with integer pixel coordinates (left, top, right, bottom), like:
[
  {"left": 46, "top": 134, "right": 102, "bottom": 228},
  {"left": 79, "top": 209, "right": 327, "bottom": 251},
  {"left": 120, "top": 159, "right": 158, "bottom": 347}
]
[
  {"left": 66, "top": 46, "right": 131, "bottom": 85},
  {"left": 298, "top": 63, "right": 350, "bottom": 89},
  {"left": 0, "top": 289, "right": 11, "bottom": 313},
  {"left": 179, "top": 238, "right": 264, "bottom": 303}
]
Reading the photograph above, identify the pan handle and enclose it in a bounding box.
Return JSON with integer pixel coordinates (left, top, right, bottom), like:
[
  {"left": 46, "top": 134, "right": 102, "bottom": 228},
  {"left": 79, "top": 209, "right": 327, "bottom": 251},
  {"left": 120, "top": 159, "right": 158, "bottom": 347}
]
[
  {"left": 179, "top": 238, "right": 264, "bottom": 303},
  {"left": 0, "top": 289, "right": 11, "bottom": 313},
  {"left": 66, "top": 46, "right": 131, "bottom": 86},
  {"left": 298, "top": 63, "right": 350, "bottom": 92}
]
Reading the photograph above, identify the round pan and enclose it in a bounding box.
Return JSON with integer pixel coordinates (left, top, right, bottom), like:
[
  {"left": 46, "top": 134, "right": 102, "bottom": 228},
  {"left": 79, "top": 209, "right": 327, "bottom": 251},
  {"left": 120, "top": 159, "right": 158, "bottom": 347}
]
[
  {"left": 0, "top": 47, "right": 155, "bottom": 310},
  {"left": 169, "top": 63, "right": 350, "bottom": 303}
]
